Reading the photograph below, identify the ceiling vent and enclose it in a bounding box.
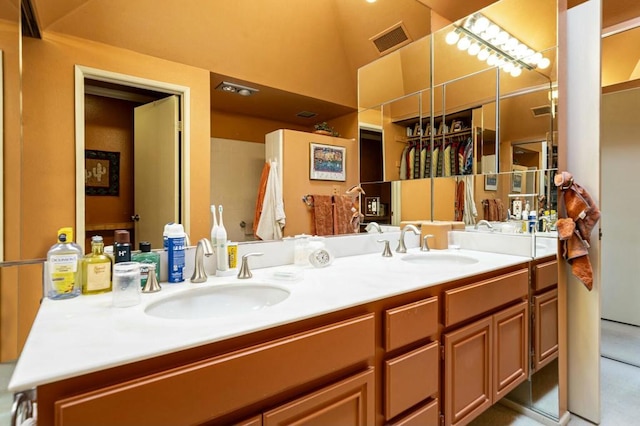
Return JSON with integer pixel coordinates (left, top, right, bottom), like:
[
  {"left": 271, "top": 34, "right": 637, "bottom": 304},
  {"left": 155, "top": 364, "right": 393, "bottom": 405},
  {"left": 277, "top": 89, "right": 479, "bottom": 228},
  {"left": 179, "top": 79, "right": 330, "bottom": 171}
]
[
  {"left": 296, "top": 111, "right": 318, "bottom": 119},
  {"left": 531, "top": 104, "right": 557, "bottom": 117},
  {"left": 371, "top": 22, "right": 412, "bottom": 55}
]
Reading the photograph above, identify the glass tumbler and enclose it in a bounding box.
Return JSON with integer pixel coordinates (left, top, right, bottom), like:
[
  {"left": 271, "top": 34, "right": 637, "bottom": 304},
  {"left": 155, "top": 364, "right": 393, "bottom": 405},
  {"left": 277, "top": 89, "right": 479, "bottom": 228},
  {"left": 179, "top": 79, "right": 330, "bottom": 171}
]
[{"left": 113, "top": 262, "right": 141, "bottom": 307}]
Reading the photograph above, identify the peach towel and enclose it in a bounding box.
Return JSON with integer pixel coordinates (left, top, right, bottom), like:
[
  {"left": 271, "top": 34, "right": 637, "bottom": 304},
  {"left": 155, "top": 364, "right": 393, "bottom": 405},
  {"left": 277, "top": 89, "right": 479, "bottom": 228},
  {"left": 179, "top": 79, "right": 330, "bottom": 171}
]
[
  {"left": 312, "top": 195, "right": 334, "bottom": 236},
  {"left": 253, "top": 161, "right": 271, "bottom": 237},
  {"left": 333, "top": 195, "right": 354, "bottom": 235}
]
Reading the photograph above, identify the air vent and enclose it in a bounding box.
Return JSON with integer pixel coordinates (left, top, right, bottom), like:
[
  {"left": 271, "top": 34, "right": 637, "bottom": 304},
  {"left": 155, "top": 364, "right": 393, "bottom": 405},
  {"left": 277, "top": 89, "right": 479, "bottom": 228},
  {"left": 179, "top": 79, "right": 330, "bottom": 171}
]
[
  {"left": 531, "top": 105, "right": 556, "bottom": 118},
  {"left": 371, "top": 22, "right": 412, "bottom": 55},
  {"left": 296, "top": 111, "right": 318, "bottom": 119}
]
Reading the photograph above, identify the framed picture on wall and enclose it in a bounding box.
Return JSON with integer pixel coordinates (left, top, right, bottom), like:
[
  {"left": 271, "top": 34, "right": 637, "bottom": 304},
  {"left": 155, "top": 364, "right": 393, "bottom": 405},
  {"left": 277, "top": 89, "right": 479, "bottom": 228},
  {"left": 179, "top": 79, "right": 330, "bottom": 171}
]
[
  {"left": 85, "top": 150, "right": 120, "bottom": 196},
  {"left": 310, "top": 143, "right": 346, "bottom": 181},
  {"left": 512, "top": 171, "right": 523, "bottom": 193},
  {"left": 484, "top": 173, "right": 498, "bottom": 191}
]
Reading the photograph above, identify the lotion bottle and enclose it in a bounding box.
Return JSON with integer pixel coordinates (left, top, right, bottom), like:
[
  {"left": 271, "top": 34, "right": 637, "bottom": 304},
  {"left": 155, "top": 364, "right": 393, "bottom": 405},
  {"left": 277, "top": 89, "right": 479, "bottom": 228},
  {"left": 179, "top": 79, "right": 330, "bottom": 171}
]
[
  {"left": 521, "top": 202, "right": 530, "bottom": 233},
  {"left": 210, "top": 205, "right": 219, "bottom": 252},
  {"left": 216, "top": 205, "right": 229, "bottom": 272}
]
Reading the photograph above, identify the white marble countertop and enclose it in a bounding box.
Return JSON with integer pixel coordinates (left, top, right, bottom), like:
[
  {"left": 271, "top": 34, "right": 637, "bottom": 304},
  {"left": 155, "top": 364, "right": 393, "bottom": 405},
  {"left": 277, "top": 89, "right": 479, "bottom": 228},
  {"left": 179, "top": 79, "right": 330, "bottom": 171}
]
[{"left": 9, "top": 247, "right": 530, "bottom": 392}]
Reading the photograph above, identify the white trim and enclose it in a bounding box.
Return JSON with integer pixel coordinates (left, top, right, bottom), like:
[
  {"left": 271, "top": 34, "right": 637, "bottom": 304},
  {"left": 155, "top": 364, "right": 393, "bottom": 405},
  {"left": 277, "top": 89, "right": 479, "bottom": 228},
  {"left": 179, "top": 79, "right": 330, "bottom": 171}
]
[
  {"left": 602, "top": 16, "right": 640, "bottom": 38},
  {"left": 74, "top": 65, "right": 190, "bottom": 251}
]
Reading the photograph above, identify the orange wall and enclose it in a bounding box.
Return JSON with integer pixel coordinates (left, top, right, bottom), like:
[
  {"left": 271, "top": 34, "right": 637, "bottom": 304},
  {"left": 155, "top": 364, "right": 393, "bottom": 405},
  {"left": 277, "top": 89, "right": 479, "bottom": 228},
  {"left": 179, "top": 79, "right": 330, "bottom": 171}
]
[
  {"left": 84, "top": 95, "right": 136, "bottom": 247},
  {"left": 279, "top": 130, "right": 359, "bottom": 237}
]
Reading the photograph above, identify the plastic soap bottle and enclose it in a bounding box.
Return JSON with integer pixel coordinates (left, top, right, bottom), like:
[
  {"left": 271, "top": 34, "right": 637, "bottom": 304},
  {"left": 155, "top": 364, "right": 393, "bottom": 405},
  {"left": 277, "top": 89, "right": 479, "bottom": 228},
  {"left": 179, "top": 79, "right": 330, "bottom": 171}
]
[
  {"left": 132, "top": 241, "right": 161, "bottom": 287},
  {"left": 82, "top": 235, "right": 112, "bottom": 295},
  {"left": 166, "top": 223, "right": 186, "bottom": 282},
  {"left": 46, "top": 228, "right": 83, "bottom": 299},
  {"left": 521, "top": 202, "right": 530, "bottom": 233},
  {"left": 210, "top": 205, "right": 219, "bottom": 252},
  {"left": 216, "top": 205, "right": 229, "bottom": 272},
  {"left": 114, "top": 230, "right": 132, "bottom": 263}
]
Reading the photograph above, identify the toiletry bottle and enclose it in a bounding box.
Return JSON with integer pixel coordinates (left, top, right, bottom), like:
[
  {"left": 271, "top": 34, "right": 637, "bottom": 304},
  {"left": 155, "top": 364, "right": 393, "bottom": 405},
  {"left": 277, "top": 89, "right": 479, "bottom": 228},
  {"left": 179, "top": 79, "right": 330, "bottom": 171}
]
[
  {"left": 210, "top": 205, "right": 219, "bottom": 252},
  {"left": 46, "top": 228, "right": 83, "bottom": 300},
  {"left": 163, "top": 222, "right": 174, "bottom": 251},
  {"left": 82, "top": 235, "right": 112, "bottom": 295},
  {"left": 522, "top": 202, "right": 530, "bottom": 233},
  {"left": 132, "top": 241, "right": 161, "bottom": 287},
  {"left": 114, "top": 230, "right": 132, "bottom": 263},
  {"left": 166, "top": 223, "right": 186, "bottom": 282},
  {"left": 216, "top": 205, "right": 229, "bottom": 271},
  {"left": 528, "top": 209, "right": 537, "bottom": 234}
]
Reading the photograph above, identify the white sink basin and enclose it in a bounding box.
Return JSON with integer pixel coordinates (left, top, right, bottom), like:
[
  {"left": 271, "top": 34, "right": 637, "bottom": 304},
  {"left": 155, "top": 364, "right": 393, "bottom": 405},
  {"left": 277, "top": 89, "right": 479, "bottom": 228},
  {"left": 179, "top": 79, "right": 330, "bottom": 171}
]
[
  {"left": 145, "top": 284, "right": 290, "bottom": 320},
  {"left": 401, "top": 252, "right": 479, "bottom": 266}
]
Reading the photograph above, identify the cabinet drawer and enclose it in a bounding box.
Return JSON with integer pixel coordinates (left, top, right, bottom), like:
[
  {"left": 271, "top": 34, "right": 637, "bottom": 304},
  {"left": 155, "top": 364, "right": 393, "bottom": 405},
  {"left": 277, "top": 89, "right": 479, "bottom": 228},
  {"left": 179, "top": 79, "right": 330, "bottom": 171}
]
[
  {"left": 385, "top": 297, "right": 438, "bottom": 351},
  {"left": 444, "top": 269, "right": 528, "bottom": 327},
  {"left": 535, "top": 260, "right": 558, "bottom": 292},
  {"left": 390, "top": 399, "right": 439, "bottom": 426},
  {"left": 385, "top": 341, "right": 439, "bottom": 420},
  {"left": 54, "top": 313, "right": 375, "bottom": 426},
  {"left": 263, "top": 368, "right": 375, "bottom": 426}
]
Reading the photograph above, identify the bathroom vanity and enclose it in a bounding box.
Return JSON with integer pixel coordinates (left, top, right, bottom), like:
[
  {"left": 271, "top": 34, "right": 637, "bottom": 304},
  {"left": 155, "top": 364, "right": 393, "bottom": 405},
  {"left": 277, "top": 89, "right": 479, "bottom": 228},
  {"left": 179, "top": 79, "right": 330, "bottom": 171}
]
[{"left": 9, "top": 231, "right": 560, "bottom": 426}]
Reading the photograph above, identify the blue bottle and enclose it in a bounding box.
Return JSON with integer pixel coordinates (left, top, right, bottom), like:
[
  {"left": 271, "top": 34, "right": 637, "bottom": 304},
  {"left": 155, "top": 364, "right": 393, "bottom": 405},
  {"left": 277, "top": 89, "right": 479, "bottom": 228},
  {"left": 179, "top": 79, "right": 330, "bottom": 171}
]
[{"left": 166, "top": 223, "right": 186, "bottom": 283}]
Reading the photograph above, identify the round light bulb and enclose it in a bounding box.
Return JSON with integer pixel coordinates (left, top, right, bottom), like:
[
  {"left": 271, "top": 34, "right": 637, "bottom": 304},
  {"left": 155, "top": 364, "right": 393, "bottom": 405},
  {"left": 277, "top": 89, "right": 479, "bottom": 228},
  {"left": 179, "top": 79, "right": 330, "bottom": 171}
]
[
  {"left": 496, "top": 57, "right": 506, "bottom": 68},
  {"left": 486, "top": 24, "right": 500, "bottom": 38},
  {"left": 467, "top": 42, "right": 481, "bottom": 56},
  {"left": 503, "top": 62, "right": 514, "bottom": 73},
  {"left": 445, "top": 30, "right": 460, "bottom": 45},
  {"left": 510, "top": 67, "right": 522, "bottom": 77},
  {"left": 472, "top": 16, "right": 490, "bottom": 34},
  {"left": 505, "top": 37, "right": 518, "bottom": 52},
  {"left": 538, "top": 57, "right": 551, "bottom": 69},
  {"left": 487, "top": 53, "right": 498, "bottom": 66},
  {"left": 530, "top": 52, "right": 543, "bottom": 65},
  {"left": 496, "top": 31, "right": 509, "bottom": 46},
  {"left": 515, "top": 44, "right": 528, "bottom": 58},
  {"left": 477, "top": 48, "right": 491, "bottom": 61},
  {"left": 457, "top": 37, "right": 471, "bottom": 51}
]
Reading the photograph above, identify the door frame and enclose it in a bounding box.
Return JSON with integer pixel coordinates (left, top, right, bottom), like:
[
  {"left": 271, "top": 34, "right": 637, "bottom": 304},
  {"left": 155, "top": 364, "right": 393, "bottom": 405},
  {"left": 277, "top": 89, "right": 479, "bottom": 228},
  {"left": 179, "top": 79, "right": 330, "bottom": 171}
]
[{"left": 74, "top": 65, "right": 191, "bottom": 251}]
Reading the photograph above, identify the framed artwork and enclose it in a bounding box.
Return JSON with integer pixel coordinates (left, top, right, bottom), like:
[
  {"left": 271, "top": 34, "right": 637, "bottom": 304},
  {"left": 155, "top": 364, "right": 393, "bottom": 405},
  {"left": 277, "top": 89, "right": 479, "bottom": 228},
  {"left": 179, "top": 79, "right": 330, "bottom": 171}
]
[
  {"left": 85, "top": 150, "right": 120, "bottom": 196},
  {"left": 484, "top": 173, "right": 498, "bottom": 191},
  {"left": 511, "top": 171, "right": 523, "bottom": 193},
  {"left": 310, "top": 143, "right": 346, "bottom": 181}
]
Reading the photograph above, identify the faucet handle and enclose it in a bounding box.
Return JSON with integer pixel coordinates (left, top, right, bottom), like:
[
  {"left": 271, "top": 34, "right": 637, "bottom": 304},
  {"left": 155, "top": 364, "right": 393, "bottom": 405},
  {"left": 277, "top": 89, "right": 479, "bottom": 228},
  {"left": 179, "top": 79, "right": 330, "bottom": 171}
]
[
  {"left": 421, "top": 234, "right": 434, "bottom": 251},
  {"left": 237, "top": 252, "right": 264, "bottom": 279},
  {"left": 377, "top": 239, "right": 392, "bottom": 257}
]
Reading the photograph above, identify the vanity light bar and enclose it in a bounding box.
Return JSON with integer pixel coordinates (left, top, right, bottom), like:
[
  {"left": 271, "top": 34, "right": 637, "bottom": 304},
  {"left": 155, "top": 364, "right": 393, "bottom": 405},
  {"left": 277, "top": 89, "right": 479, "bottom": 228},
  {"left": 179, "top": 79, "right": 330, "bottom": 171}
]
[{"left": 445, "top": 13, "right": 551, "bottom": 77}]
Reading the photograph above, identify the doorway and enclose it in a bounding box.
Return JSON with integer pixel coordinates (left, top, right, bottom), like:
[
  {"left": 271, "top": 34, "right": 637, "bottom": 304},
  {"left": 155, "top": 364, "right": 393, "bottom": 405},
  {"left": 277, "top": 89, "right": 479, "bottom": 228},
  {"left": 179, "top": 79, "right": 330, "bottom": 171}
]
[{"left": 75, "top": 66, "right": 190, "bottom": 251}]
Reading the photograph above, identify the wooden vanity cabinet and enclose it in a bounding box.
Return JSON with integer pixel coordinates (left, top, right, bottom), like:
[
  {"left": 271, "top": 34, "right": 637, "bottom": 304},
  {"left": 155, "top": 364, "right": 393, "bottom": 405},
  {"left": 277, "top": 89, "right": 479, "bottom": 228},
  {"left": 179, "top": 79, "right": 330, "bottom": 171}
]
[
  {"left": 383, "top": 297, "right": 439, "bottom": 424},
  {"left": 442, "top": 269, "right": 529, "bottom": 426},
  {"left": 531, "top": 258, "right": 559, "bottom": 372}
]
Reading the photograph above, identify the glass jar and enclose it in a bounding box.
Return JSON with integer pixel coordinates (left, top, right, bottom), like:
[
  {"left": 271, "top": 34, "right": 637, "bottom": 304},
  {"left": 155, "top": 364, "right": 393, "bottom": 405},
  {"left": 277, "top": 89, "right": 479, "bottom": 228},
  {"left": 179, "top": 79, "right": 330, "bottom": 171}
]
[{"left": 112, "top": 262, "right": 141, "bottom": 307}]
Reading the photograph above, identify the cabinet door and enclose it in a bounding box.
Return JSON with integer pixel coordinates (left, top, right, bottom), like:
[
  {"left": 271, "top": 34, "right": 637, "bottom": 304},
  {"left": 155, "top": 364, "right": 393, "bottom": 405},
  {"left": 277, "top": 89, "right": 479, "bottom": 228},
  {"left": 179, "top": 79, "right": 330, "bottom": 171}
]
[
  {"left": 443, "top": 317, "right": 492, "bottom": 426},
  {"left": 533, "top": 289, "right": 558, "bottom": 371},
  {"left": 263, "top": 368, "right": 375, "bottom": 426},
  {"left": 493, "top": 301, "right": 529, "bottom": 401}
]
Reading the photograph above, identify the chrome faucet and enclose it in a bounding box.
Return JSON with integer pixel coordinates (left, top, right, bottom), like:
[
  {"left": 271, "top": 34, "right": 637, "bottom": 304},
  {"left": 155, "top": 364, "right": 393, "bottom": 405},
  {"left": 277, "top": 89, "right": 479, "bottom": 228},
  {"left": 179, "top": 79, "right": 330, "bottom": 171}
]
[
  {"left": 377, "top": 239, "right": 393, "bottom": 257},
  {"left": 421, "top": 234, "right": 434, "bottom": 251},
  {"left": 474, "top": 220, "right": 494, "bottom": 230},
  {"left": 538, "top": 216, "right": 551, "bottom": 233},
  {"left": 365, "top": 222, "right": 383, "bottom": 233},
  {"left": 190, "top": 238, "right": 214, "bottom": 283},
  {"left": 238, "top": 252, "right": 264, "bottom": 279},
  {"left": 396, "top": 224, "right": 419, "bottom": 253}
]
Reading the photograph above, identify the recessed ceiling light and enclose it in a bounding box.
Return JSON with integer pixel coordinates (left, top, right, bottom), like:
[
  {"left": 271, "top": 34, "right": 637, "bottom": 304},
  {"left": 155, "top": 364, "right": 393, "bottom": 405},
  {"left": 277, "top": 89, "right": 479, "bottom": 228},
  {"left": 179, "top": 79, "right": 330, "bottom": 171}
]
[
  {"left": 366, "top": 0, "right": 377, "bottom": 3},
  {"left": 215, "top": 81, "right": 259, "bottom": 96}
]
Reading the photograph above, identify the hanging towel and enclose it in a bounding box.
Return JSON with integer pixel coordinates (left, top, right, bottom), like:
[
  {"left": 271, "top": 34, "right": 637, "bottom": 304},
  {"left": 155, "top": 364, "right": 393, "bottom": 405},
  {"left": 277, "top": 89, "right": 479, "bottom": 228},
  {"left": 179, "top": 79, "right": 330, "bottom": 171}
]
[
  {"left": 333, "top": 195, "right": 354, "bottom": 235},
  {"left": 311, "top": 195, "right": 334, "bottom": 236},
  {"left": 256, "top": 161, "right": 286, "bottom": 240},
  {"left": 463, "top": 175, "right": 478, "bottom": 225},
  {"left": 253, "top": 161, "right": 271, "bottom": 236},
  {"left": 455, "top": 180, "right": 464, "bottom": 222},
  {"left": 554, "top": 171, "right": 601, "bottom": 291}
]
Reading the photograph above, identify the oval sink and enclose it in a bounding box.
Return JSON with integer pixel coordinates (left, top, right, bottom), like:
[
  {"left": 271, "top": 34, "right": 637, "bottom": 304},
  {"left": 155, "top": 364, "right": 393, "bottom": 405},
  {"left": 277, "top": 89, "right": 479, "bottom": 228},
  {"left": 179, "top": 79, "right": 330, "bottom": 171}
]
[
  {"left": 145, "top": 284, "right": 290, "bottom": 320},
  {"left": 401, "top": 253, "right": 479, "bottom": 266}
]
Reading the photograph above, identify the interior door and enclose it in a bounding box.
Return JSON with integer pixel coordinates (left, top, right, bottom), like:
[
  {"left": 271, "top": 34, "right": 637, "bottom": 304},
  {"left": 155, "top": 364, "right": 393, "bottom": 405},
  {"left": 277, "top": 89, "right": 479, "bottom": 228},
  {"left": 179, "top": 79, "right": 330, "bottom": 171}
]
[{"left": 134, "top": 95, "right": 180, "bottom": 248}]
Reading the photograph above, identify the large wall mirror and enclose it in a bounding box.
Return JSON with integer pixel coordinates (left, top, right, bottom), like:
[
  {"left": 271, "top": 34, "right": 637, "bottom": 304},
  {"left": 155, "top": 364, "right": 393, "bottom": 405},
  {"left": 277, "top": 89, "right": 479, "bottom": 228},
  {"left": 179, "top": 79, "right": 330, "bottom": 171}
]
[{"left": 358, "top": 0, "right": 558, "bottom": 420}]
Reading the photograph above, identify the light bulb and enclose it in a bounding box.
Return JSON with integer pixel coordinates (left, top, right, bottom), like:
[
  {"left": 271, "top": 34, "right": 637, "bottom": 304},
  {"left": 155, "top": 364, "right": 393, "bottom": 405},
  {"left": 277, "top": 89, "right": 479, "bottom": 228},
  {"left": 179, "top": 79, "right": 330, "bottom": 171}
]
[
  {"left": 496, "top": 57, "right": 506, "bottom": 68},
  {"left": 538, "top": 57, "right": 551, "bottom": 69},
  {"left": 486, "top": 24, "right": 500, "bottom": 38},
  {"left": 472, "top": 16, "right": 490, "bottom": 34},
  {"left": 468, "top": 43, "right": 481, "bottom": 56},
  {"left": 530, "top": 52, "right": 543, "bottom": 65},
  {"left": 457, "top": 37, "right": 471, "bottom": 51},
  {"left": 496, "top": 31, "right": 509, "bottom": 46},
  {"left": 487, "top": 53, "right": 498, "bottom": 66},
  {"left": 505, "top": 37, "right": 518, "bottom": 52},
  {"left": 510, "top": 67, "right": 522, "bottom": 77},
  {"left": 515, "top": 44, "right": 528, "bottom": 58},
  {"left": 478, "top": 48, "right": 491, "bottom": 61},
  {"left": 445, "top": 30, "right": 460, "bottom": 45},
  {"left": 503, "top": 62, "right": 514, "bottom": 73}
]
